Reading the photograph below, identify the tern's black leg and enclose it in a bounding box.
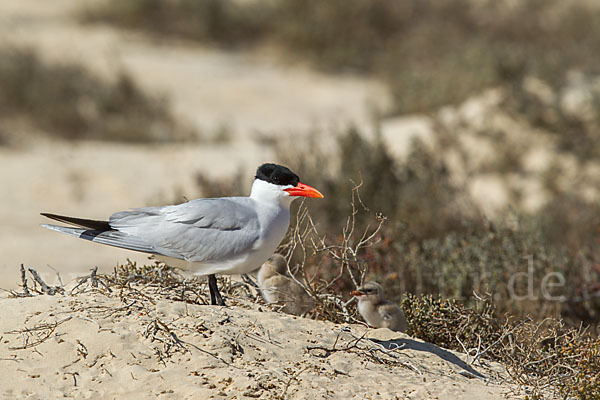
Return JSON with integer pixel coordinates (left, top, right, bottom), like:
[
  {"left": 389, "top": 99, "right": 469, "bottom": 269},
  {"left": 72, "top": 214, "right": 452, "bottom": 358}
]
[{"left": 208, "top": 274, "right": 226, "bottom": 306}]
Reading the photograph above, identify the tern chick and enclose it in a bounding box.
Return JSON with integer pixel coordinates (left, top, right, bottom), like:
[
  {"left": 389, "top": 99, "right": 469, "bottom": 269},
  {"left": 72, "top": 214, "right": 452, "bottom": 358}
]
[
  {"left": 352, "top": 281, "right": 407, "bottom": 332},
  {"left": 257, "top": 254, "right": 314, "bottom": 315}
]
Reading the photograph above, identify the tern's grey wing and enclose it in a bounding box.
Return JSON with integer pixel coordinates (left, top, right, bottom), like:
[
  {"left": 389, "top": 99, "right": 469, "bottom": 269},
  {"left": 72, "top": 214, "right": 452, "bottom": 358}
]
[{"left": 109, "top": 197, "right": 261, "bottom": 263}]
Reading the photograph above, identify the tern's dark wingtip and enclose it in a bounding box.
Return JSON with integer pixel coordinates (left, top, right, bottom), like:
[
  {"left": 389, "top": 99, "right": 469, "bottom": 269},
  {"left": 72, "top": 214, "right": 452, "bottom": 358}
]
[{"left": 41, "top": 212, "right": 60, "bottom": 219}]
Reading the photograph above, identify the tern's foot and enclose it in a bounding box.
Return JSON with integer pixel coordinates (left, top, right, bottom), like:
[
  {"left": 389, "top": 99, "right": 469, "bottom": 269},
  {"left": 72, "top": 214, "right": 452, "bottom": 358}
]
[
  {"left": 210, "top": 295, "right": 227, "bottom": 306},
  {"left": 211, "top": 288, "right": 227, "bottom": 306},
  {"left": 214, "top": 296, "right": 227, "bottom": 307},
  {"left": 208, "top": 274, "right": 227, "bottom": 306}
]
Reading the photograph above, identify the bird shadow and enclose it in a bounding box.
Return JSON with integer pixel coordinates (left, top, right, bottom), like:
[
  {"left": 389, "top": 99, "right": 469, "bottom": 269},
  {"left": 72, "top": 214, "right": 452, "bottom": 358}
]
[{"left": 368, "top": 337, "right": 486, "bottom": 379}]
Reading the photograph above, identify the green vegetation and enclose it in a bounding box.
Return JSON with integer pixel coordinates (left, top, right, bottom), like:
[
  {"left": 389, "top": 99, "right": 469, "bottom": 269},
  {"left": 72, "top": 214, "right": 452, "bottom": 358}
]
[
  {"left": 403, "top": 294, "right": 600, "bottom": 399},
  {"left": 0, "top": 47, "right": 193, "bottom": 143}
]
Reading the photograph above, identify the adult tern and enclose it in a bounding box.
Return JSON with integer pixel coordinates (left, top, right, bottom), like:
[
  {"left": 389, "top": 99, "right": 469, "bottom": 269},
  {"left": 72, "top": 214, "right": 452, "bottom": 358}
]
[{"left": 41, "top": 163, "right": 323, "bottom": 305}]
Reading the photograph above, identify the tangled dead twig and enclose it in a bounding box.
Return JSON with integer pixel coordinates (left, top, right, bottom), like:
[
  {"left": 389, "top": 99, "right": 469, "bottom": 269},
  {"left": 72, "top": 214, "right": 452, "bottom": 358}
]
[
  {"left": 70, "top": 266, "right": 112, "bottom": 295},
  {"left": 308, "top": 182, "right": 386, "bottom": 292},
  {"left": 306, "top": 328, "right": 367, "bottom": 355},
  {"left": 144, "top": 318, "right": 188, "bottom": 356},
  {"left": 28, "top": 267, "right": 64, "bottom": 295},
  {"left": 6, "top": 316, "right": 73, "bottom": 350},
  {"left": 7, "top": 265, "right": 64, "bottom": 297},
  {"left": 19, "top": 264, "right": 31, "bottom": 297},
  {"left": 306, "top": 327, "right": 424, "bottom": 375},
  {"left": 281, "top": 366, "right": 310, "bottom": 399},
  {"left": 275, "top": 182, "right": 386, "bottom": 324}
]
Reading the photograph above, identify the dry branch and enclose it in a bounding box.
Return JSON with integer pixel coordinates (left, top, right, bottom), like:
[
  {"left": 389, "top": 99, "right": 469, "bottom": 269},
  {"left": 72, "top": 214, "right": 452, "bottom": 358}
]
[
  {"left": 6, "top": 316, "right": 73, "bottom": 350},
  {"left": 28, "top": 267, "right": 64, "bottom": 295},
  {"left": 276, "top": 182, "right": 386, "bottom": 324}
]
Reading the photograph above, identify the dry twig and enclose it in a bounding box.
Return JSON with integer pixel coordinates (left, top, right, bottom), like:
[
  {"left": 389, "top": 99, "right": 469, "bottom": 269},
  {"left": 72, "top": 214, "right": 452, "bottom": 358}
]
[{"left": 6, "top": 316, "right": 73, "bottom": 350}]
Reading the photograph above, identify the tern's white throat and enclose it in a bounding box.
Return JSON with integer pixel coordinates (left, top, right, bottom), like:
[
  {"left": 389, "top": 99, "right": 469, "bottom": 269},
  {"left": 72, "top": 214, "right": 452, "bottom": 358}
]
[{"left": 250, "top": 178, "right": 295, "bottom": 208}]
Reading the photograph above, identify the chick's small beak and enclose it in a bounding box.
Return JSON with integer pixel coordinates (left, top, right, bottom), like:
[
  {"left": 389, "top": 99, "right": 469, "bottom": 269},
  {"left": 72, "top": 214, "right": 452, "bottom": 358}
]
[
  {"left": 351, "top": 290, "right": 365, "bottom": 297},
  {"left": 284, "top": 182, "right": 324, "bottom": 198}
]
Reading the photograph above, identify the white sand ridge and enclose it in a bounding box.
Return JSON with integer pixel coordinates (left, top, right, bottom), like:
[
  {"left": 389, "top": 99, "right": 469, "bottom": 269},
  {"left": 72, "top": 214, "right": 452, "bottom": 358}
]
[{"left": 1, "top": 278, "right": 520, "bottom": 399}]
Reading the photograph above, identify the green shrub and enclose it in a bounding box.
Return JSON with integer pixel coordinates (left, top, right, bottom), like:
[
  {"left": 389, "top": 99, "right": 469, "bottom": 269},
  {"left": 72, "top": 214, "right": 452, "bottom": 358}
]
[
  {"left": 402, "top": 293, "right": 600, "bottom": 399},
  {"left": 402, "top": 293, "right": 504, "bottom": 359}
]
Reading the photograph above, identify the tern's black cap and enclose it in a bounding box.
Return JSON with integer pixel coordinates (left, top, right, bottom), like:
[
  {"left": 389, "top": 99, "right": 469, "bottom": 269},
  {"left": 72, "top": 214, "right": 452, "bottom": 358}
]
[{"left": 256, "top": 163, "right": 299, "bottom": 187}]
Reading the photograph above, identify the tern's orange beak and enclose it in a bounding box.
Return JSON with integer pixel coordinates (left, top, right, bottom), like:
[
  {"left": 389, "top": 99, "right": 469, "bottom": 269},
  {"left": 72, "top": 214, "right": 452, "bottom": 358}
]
[
  {"left": 284, "top": 182, "right": 324, "bottom": 198},
  {"left": 351, "top": 290, "right": 365, "bottom": 297}
]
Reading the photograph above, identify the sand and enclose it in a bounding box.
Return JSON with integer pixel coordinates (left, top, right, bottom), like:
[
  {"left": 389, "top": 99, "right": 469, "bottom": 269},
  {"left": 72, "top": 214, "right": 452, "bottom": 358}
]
[{"left": 0, "top": 281, "right": 520, "bottom": 400}]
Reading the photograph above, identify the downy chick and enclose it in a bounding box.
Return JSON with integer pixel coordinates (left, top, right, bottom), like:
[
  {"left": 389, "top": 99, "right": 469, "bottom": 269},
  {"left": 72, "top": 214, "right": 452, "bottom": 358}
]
[
  {"left": 257, "top": 254, "right": 314, "bottom": 315},
  {"left": 352, "top": 281, "right": 407, "bottom": 332}
]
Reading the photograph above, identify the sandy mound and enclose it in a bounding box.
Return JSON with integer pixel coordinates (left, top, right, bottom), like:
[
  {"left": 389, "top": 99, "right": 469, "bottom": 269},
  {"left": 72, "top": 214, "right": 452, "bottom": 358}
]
[{"left": 1, "top": 280, "right": 519, "bottom": 399}]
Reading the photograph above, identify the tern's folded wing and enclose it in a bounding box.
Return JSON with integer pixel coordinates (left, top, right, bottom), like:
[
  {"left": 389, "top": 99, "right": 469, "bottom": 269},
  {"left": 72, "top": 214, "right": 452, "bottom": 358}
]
[{"left": 109, "top": 198, "right": 261, "bottom": 263}]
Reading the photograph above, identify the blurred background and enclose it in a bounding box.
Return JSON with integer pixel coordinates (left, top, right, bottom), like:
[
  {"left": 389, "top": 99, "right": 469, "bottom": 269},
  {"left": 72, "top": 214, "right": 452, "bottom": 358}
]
[{"left": 0, "top": 0, "right": 598, "bottom": 329}]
